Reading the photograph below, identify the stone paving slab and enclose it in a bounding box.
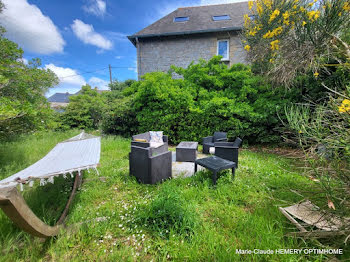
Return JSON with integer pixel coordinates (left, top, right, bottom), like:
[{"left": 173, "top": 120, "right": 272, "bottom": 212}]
[{"left": 172, "top": 152, "right": 206, "bottom": 178}]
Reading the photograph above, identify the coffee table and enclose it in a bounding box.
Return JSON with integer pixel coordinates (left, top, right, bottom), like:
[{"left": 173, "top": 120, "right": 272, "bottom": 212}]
[
  {"left": 195, "top": 156, "right": 236, "bottom": 185},
  {"left": 176, "top": 142, "right": 198, "bottom": 162}
]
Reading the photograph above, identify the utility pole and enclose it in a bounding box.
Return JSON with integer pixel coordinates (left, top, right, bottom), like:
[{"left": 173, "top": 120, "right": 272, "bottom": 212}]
[{"left": 109, "top": 64, "right": 112, "bottom": 85}]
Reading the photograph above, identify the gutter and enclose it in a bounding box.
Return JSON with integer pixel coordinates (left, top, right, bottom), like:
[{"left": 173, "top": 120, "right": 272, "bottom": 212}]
[{"left": 127, "top": 26, "right": 242, "bottom": 46}]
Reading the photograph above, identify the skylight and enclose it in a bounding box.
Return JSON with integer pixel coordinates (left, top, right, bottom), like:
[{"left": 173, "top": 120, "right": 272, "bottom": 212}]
[
  {"left": 174, "top": 16, "right": 189, "bottom": 22},
  {"left": 212, "top": 15, "right": 231, "bottom": 21}
]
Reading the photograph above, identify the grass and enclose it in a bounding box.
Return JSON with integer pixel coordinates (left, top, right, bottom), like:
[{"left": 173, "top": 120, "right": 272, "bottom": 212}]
[{"left": 0, "top": 130, "right": 347, "bottom": 261}]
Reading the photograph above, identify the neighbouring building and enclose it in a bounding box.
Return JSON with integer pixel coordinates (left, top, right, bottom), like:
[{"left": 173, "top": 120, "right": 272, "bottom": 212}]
[
  {"left": 47, "top": 92, "right": 72, "bottom": 111},
  {"left": 128, "top": 2, "right": 250, "bottom": 79},
  {"left": 48, "top": 88, "right": 109, "bottom": 111}
]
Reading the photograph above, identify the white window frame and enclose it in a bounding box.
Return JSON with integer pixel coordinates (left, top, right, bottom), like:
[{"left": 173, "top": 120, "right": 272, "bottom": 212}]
[{"left": 217, "top": 39, "right": 229, "bottom": 61}]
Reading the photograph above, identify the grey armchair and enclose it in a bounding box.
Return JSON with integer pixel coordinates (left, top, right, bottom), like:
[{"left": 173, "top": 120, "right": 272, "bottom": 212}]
[
  {"left": 131, "top": 132, "right": 168, "bottom": 155},
  {"left": 202, "top": 132, "right": 228, "bottom": 154},
  {"left": 129, "top": 132, "right": 172, "bottom": 184},
  {"left": 214, "top": 137, "right": 242, "bottom": 168}
]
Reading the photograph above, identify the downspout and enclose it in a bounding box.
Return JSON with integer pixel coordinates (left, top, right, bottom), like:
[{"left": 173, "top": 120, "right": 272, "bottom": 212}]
[{"left": 136, "top": 37, "right": 141, "bottom": 80}]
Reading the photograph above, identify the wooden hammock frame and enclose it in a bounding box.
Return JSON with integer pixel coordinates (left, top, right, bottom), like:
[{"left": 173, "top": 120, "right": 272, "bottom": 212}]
[{"left": 0, "top": 173, "right": 81, "bottom": 238}]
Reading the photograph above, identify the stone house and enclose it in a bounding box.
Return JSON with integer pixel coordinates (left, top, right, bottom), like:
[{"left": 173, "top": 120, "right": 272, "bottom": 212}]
[{"left": 128, "top": 2, "right": 250, "bottom": 79}]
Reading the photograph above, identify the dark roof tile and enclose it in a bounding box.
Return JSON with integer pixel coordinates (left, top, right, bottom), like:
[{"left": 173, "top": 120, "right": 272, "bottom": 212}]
[
  {"left": 129, "top": 2, "right": 250, "bottom": 41},
  {"left": 47, "top": 93, "right": 72, "bottom": 103}
]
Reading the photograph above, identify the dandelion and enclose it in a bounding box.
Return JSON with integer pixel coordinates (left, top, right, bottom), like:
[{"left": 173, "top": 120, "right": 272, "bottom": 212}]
[
  {"left": 244, "top": 45, "right": 251, "bottom": 51},
  {"left": 302, "top": 21, "right": 307, "bottom": 26},
  {"left": 314, "top": 72, "right": 319, "bottom": 78}
]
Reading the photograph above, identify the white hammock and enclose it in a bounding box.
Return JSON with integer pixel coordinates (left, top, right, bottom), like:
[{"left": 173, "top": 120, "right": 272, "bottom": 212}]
[{"left": 0, "top": 132, "right": 101, "bottom": 189}]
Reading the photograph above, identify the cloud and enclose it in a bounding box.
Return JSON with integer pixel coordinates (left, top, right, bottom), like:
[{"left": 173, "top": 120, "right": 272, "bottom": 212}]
[
  {"left": 200, "top": 0, "right": 247, "bottom": 5},
  {"left": 115, "top": 56, "right": 123, "bottom": 59},
  {"left": 71, "top": 19, "right": 113, "bottom": 50},
  {"left": 88, "top": 77, "right": 109, "bottom": 90},
  {"left": 0, "top": 0, "right": 65, "bottom": 55},
  {"left": 83, "top": 0, "right": 106, "bottom": 17},
  {"left": 45, "top": 64, "right": 86, "bottom": 86}
]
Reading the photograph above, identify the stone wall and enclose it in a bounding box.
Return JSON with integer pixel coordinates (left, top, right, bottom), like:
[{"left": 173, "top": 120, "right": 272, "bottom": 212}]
[{"left": 136, "top": 31, "right": 247, "bottom": 79}]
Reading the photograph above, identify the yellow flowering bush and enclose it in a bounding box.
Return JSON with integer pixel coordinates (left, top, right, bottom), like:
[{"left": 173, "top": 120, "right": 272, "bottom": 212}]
[{"left": 243, "top": 0, "right": 350, "bottom": 86}]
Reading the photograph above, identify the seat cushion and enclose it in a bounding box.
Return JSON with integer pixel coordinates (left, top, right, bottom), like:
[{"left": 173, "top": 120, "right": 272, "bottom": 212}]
[
  {"left": 209, "top": 147, "right": 215, "bottom": 154},
  {"left": 134, "top": 138, "right": 147, "bottom": 142},
  {"left": 150, "top": 131, "right": 163, "bottom": 143},
  {"left": 150, "top": 142, "right": 164, "bottom": 148}
]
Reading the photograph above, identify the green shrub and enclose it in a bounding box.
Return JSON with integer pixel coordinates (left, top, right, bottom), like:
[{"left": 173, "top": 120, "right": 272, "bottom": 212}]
[
  {"left": 101, "top": 96, "right": 137, "bottom": 137},
  {"left": 134, "top": 184, "right": 199, "bottom": 238},
  {"left": 60, "top": 85, "right": 106, "bottom": 130},
  {"left": 102, "top": 57, "right": 296, "bottom": 144}
]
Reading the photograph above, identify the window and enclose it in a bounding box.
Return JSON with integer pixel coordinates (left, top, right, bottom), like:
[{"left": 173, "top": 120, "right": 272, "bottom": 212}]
[
  {"left": 174, "top": 16, "right": 189, "bottom": 22},
  {"left": 217, "top": 40, "right": 229, "bottom": 60},
  {"left": 212, "top": 15, "right": 231, "bottom": 21}
]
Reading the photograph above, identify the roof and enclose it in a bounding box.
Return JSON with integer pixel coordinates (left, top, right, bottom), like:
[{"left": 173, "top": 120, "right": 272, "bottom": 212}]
[
  {"left": 47, "top": 93, "right": 72, "bottom": 103},
  {"left": 48, "top": 89, "right": 110, "bottom": 103},
  {"left": 128, "top": 2, "right": 250, "bottom": 45}
]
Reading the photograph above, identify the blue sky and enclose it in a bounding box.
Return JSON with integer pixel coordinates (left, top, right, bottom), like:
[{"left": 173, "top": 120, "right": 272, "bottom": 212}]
[{"left": 0, "top": 0, "right": 243, "bottom": 96}]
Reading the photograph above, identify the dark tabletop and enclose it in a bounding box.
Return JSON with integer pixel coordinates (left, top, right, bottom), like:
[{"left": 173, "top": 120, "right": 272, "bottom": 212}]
[
  {"left": 195, "top": 156, "right": 236, "bottom": 172},
  {"left": 177, "top": 141, "right": 198, "bottom": 149}
]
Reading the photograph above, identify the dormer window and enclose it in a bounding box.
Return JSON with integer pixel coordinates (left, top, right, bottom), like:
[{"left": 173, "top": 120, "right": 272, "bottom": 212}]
[
  {"left": 174, "top": 16, "right": 189, "bottom": 22},
  {"left": 212, "top": 15, "right": 231, "bottom": 21}
]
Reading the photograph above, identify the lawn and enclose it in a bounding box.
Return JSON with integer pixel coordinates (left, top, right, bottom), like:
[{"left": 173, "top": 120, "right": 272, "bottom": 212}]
[{"left": 0, "top": 130, "right": 342, "bottom": 261}]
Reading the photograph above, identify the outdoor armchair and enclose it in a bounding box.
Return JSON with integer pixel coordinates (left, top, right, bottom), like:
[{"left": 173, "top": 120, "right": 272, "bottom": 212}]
[
  {"left": 129, "top": 132, "right": 172, "bottom": 184},
  {"left": 214, "top": 137, "right": 242, "bottom": 168},
  {"left": 131, "top": 131, "right": 168, "bottom": 155},
  {"left": 202, "top": 132, "right": 228, "bottom": 154}
]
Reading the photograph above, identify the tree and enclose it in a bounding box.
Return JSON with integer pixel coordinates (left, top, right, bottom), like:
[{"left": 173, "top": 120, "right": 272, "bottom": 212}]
[
  {"left": 0, "top": 0, "right": 58, "bottom": 139},
  {"left": 243, "top": 0, "right": 350, "bottom": 86},
  {"left": 108, "top": 79, "right": 136, "bottom": 92},
  {"left": 61, "top": 85, "right": 106, "bottom": 129}
]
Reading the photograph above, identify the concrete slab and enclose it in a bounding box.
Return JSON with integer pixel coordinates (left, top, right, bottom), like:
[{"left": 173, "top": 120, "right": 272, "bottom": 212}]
[{"left": 171, "top": 152, "right": 207, "bottom": 178}]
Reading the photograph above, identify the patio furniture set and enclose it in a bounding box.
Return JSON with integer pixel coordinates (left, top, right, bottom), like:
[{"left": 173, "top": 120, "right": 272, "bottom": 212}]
[{"left": 129, "top": 131, "right": 242, "bottom": 185}]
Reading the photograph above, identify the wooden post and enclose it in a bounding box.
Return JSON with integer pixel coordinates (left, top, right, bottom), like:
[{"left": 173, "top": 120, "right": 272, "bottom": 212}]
[{"left": 109, "top": 64, "right": 112, "bottom": 85}]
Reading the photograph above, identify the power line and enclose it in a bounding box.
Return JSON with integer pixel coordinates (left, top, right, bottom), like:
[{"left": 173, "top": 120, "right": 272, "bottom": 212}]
[
  {"left": 58, "top": 67, "right": 108, "bottom": 79},
  {"left": 57, "top": 65, "right": 137, "bottom": 80}
]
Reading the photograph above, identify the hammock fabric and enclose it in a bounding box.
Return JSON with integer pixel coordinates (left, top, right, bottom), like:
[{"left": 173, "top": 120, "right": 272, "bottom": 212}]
[
  {"left": 0, "top": 132, "right": 100, "bottom": 189},
  {"left": 0, "top": 132, "right": 101, "bottom": 238}
]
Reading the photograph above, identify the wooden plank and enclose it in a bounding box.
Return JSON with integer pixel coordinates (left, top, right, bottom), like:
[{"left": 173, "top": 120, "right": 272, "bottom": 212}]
[
  {"left": 286, "top": 230, "right": 350, "bottom": 239},
  {"left": 279, "top": 207, "right": 308, "bottom": 232},
  {"left": 284, "top": 201, "right": 342, "bottom": 231}
]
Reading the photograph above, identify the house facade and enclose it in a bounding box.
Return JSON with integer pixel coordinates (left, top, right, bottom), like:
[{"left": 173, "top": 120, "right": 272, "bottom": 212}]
[{"left": 128, "top": 2, "right": 250, "bottom": 79}]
